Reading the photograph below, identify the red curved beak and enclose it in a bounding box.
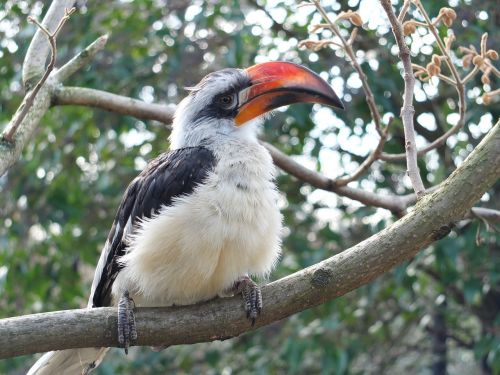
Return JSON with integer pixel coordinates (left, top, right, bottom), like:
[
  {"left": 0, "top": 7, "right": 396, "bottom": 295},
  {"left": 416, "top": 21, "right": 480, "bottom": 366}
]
[{"left": 235, "top": 61, "right": 344, "bottom": 126}]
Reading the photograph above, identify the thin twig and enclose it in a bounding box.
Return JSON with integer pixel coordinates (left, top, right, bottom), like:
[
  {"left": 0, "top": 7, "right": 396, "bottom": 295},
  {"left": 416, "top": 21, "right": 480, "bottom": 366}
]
[
  {"left": 461, "top": 65, "right": 480, "bottom": 85},
  {"left": 381, "top": 0, "right": 467, "bottom": 161},
  {"left": 414, "top": 1, "right": 464, "bottom": 92},
  {"left": 436, "top": 73, "right": 458, "bottom": 86},
  {"left": 22, "top": 0, "right": 76, "bottom": 87},
  {"left": 306, "top": 0, "right": 391, "bottom": 191},
  {"left": 334, "top": 122, "right": 390, "bottom": 187},
  {"left": 412, "top": 63, "right": 457, "bottom": 85},
  {"left": 380, "top": 0, "right": 426, "bottom": 197},
  {"left": 381, "top": 118, "right": 498, "bottom": 162},
  {"left": 397, "top": 0, "right": 411, "bottom": 22},
  {"left": 2, "top": 7, "right": 75, "bottom": 142},
  {"left": 312, "top": 0, "right": 385, "bottom": 137},
  {"left": 346, "top": 27, "right": 358, "bottom": 46}
]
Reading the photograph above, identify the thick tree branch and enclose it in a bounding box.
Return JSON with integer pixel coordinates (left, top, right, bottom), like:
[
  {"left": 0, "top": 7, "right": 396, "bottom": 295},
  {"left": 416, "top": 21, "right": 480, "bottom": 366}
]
[
  {"left": 380, "top": 0, "right": 426, "bottom": 198},
  {"left": 1, "top": 121, "right": 498, "bottom": 359}
]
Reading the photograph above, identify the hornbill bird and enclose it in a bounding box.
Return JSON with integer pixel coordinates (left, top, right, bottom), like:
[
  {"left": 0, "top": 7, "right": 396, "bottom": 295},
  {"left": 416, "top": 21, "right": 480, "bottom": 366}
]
[{"left": 28, "top": 61, "right": 343, "bottom": 374}]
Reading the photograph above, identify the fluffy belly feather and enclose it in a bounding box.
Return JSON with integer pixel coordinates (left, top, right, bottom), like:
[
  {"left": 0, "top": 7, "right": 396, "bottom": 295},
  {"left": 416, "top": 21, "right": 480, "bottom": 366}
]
[{"left": 112, "top": 145, "right": 282, "bottom": 307}]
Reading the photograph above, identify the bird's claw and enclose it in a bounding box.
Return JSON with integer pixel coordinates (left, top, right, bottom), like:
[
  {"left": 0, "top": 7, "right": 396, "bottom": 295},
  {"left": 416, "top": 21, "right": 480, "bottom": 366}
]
[
  {"left": 117, "top": 291, "right": 137, "bottom": 354},
  {"left": 233, "top": 276, "right": 262, "bottom": 326}
]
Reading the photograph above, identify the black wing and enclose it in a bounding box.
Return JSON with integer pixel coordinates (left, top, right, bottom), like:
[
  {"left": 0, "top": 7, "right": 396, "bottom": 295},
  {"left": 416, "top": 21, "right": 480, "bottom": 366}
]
[{"left": 90, "top": 146, "right": 216, "bottom": 307}]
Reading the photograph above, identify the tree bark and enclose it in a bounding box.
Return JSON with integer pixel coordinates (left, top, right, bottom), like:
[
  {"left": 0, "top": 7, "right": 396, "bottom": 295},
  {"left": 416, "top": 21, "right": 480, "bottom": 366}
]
[{"left": 1, "top": 122, "right": 498, "bottom": 359}]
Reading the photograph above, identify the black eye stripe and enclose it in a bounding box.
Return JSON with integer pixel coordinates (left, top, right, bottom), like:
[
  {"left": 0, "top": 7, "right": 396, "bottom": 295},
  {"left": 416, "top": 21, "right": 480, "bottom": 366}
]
[
  {"left": 196, "top": 92, "right": 238, "bottom": 121},
  {"left": 192, "top": 71, "right": 251, "bottom": 121}
]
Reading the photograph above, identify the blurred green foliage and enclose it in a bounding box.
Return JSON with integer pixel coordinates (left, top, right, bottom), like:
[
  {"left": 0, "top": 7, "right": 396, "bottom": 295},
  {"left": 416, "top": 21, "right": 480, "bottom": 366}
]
[{"left": 0, "top": 0, "right": 498, "bottom": 374}]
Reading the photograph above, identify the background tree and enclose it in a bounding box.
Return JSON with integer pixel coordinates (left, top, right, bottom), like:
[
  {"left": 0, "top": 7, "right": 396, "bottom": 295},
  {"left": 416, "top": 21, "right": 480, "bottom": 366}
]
[{"left": 0, "top": 0, "right": 498, "bottom": 374}]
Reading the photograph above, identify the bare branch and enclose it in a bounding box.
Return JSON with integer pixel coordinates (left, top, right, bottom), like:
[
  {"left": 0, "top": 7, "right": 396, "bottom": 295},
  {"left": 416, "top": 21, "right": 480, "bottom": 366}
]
[
  {"left": 0, "top": 4, "right": 106, "bottom": 176},
  {"left": 381, "top": 1, "right": 468, "bottom": 162},
  {"left": 311, "top": 0, "right": 385, "bottom": 137},
  {"left": 380, "top": 0, "right": 426, "bottom": 198},
  {"left": 22, "top": 0, "right": 76, "bottom": 88},
  {"left": 461, "top": 65, "right": 480, "bottom": 85},
  {"left": 397, "top": 0, "right": 411, "bottom": 22},
  {"left": 54, "top": 34, "right": 109, "bottom": 82},
  {"left": 3, "top": 7, "right": 75, "bottom": 142},
  {"left": 334, "top": 125, "right": 390, "bottom": 187},
  {"left": 436, "top": 73, "right": 457, "bottom": 86},
  {"left": 263, "top": 142, "right": 408, "bottom": 214},
  {"left": 53, "top": 87, "right": 175, "bottom": 124},
  {"left": 2, "top": 120, "right": 498, "bottom": 359}
]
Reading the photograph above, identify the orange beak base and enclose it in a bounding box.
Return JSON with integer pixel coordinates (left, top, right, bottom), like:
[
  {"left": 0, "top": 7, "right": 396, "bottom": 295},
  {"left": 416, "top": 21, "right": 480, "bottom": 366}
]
[{"left": 234, "top": 61, "right": 344, "bottom": 126}]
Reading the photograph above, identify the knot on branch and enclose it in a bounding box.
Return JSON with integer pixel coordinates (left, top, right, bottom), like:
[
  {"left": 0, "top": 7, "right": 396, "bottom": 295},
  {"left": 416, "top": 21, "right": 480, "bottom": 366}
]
[
  {"left": 398, "top": 48, "right": 411, "bottom": 59},
  {"left": 403, "top": 72, "right": 415, "bottom": 82},
  {"left": 400, "top": 105, "right": 415, "bottom": 116},
  {"left": 430, "top": 222, "right": 456, "bottom": 241},
  {"left": 311, "top": 268, "right": 333, "bottom": 288},
  {"left": 0, "top": 136, "right": 16, "bottom": 149}
]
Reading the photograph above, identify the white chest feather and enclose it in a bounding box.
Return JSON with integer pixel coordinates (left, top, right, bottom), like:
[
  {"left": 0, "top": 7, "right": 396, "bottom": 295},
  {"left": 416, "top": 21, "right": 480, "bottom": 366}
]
[{"left": 112, "top": 141, "right": 282, "bottom": 307}]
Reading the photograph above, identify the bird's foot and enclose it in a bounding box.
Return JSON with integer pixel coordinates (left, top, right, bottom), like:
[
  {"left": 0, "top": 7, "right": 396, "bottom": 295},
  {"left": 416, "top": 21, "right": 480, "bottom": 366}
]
[
  {"left": 233, "top": 276, "right": 262, "bottom": 326},
  {"left": 117, "top": 291, "right": 137, "bottom": 354}
]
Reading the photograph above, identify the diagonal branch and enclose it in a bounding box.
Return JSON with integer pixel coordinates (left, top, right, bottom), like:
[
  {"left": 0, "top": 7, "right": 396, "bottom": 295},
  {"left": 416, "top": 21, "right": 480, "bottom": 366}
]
[
  {"left": 0, "top": 19, "right": 108, "bottom": 177},
  {"left": 54, "top": 34, "right": 109, "bottom": 82},
  {"left": 1, "top": 120, "right": 498, "bottom": 359},
  {"left": 22, "top": 0, "right": 76, "bottom": 88},
  {"left": 263, "top": 142, "right": 408, "bottom": 214},
  {"left": 2, "top": 8, "right": 75, "bottom": 142},
  {"left": 333, "top": 124, "right": 389, "bottom": 187}
]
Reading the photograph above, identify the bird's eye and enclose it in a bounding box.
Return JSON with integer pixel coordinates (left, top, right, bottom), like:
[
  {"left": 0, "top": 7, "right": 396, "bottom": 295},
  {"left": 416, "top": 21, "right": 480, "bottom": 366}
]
[{"left": 217, "top": 94, "right": 235, "bottom": 109}]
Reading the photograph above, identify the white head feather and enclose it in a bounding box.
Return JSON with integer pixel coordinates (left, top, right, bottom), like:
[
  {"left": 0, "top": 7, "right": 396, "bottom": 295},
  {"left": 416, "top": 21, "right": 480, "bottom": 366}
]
[{"left": 169, "top": 69, "right": 262, "bottom": 149}]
